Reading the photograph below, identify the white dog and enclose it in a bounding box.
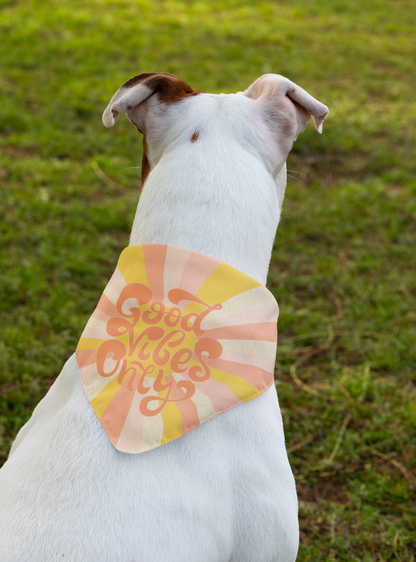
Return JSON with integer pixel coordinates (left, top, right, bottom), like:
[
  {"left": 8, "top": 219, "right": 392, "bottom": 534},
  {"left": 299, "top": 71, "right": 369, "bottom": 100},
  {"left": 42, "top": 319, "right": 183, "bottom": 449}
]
[{"left": 0, "top": 73, "right": 328, "bottom": 561}]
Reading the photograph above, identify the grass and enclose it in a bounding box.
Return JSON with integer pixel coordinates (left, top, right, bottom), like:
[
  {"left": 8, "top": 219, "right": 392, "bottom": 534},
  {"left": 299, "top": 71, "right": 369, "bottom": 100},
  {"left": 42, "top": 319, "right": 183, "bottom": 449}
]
[{"left": 1, "top": 0, "right": 415, "bottom": 559}]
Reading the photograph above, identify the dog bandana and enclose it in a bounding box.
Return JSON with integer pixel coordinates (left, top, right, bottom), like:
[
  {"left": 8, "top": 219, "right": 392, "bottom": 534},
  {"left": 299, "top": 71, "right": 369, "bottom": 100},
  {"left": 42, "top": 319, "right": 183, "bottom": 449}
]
[{"left": 76, "top": 245, "right": 279, "bottom": 454}]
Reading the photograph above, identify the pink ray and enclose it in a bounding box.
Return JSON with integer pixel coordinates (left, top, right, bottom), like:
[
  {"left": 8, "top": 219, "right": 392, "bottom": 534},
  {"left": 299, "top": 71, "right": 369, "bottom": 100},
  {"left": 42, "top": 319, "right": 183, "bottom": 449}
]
[
  {"left": 208, "top": 358, "right": 273, "bottom": 392},
  {"left": 193, "top": 376, "right": 242, "bottom": 414},
  {"left": 76, "top": 348, "right": 98, "bottom": 369},
  {"left": 98, "top": 380, "right": 136, "bottom": 447},
  {"left": 96, "top": 293, "right": 119, "bottom": 319},
  {"left": 178, "top": 251, "right": 221, "bottom": 297},
  {"left": 204, "top": 322, "right": 277, "bottom": 342},
  {"left": 143, "top": 244, "right": 167, "bottom": 304}
]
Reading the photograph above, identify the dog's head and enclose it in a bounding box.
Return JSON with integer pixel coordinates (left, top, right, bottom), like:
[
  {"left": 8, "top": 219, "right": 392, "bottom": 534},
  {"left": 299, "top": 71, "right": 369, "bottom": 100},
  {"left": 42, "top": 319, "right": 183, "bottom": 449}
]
[{"left": 103, "top": 72, "right": 328, "bottom": 195}]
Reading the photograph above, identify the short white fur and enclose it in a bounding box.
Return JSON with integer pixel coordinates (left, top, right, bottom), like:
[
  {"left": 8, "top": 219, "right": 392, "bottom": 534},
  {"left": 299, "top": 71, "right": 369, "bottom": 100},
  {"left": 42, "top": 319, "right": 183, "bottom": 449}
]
[{"left": 0, "top": 73, "right": 328, "bottom": 562}]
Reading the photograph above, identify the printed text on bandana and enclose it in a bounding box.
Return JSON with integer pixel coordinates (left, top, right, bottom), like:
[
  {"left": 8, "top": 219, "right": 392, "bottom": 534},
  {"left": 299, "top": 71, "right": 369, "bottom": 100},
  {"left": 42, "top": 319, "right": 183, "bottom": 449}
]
[{"left": 96, "top": 283, "right": 223, "bottom": 417}]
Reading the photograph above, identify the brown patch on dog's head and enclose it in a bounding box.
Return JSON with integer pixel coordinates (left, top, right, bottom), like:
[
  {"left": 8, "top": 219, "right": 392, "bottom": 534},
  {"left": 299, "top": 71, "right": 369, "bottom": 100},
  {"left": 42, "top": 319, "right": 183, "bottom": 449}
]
[
  {"left": 190, "top": 131, "right": 200, "bottom": 143},
  {"left": 103, "top": 72, "right": 201, "bottom": 128},
  {"left": 141, "top": 136, "right": 151, "bottom": 187},
  {"left": 121, "top": 72, "right": 201, "bottom": 104}
]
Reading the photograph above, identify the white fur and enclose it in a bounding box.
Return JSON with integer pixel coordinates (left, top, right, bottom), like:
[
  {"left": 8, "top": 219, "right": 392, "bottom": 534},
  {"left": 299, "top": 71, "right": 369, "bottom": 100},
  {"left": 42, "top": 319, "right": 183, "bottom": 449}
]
[{"left": 0, "top": 74, "right": 328, "bottom": 561}]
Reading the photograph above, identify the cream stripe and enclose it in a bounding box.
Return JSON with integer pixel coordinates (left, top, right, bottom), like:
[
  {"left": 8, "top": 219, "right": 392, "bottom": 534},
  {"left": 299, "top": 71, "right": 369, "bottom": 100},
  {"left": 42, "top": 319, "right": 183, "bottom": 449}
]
[
  {"left": 109, "top": 266, "right": 128, "bottom": 293},
  {"left": 138, "top": 413, "right": 164, "bottom": 452},
  {"left": 86, "top": 371, "right": 120, "bottom": 400},
  {"left": 86, "top": 317, "right": 108, "bottom": 333},
  {"left": 219, "top": 339, "right": 277, "bottom": 357},
  {"left": 103, "top": 283, "right": 120, "bottom": 306},
  {"left": 116, "top": 391, "right": 145, "bottom": 453},
  {"left": 80, "top": 328, "right": 111, "bottom": 340},
  {"left": 201, "top": 304, "right": 278, "bottom": 330},
  {"left": 200, "top": 286, "right": 277, "bottom": 330},
  {"left": 219, "top": 350, "right": 276, "bottom": 372}
]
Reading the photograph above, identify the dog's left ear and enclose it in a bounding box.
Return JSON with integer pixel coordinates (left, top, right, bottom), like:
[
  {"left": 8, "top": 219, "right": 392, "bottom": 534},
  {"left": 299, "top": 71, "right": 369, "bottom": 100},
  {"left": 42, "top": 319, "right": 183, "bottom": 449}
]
[
  {"left": 244, "top": 74, "right": 328, "bottom": 136},
  {"left": 102, "top": 72, "right": 200, "bottom": 131}
]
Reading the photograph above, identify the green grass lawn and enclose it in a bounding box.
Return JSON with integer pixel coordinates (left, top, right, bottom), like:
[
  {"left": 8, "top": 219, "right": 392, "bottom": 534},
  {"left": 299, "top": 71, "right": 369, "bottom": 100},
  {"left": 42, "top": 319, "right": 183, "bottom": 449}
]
[{"left": 1, "top": 0, "right": 415, "bottom": 560}]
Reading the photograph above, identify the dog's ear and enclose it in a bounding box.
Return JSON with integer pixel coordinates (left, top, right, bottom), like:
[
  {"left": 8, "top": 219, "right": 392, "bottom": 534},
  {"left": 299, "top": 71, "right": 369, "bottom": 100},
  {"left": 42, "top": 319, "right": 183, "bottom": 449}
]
[
  {"left": 244, "top": 74, "right": 328, "bottom": 136},
  {"left": 103, "top": 72, "right": 200, "bottom": 130}
]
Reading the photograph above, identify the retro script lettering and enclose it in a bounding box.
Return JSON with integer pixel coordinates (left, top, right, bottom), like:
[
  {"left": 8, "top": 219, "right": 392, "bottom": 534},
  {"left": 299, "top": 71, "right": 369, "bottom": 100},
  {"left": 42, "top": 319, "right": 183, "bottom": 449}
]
[{"left": 96, "top": 284, "right": 223, "bottom": 416}]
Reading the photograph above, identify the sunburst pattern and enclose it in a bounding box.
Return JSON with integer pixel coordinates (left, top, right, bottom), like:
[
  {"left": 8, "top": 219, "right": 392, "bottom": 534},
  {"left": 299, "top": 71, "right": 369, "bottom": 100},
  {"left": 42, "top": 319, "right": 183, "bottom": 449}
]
[{"left": 76, "top": 245, "right": 279, "bottom": 454}]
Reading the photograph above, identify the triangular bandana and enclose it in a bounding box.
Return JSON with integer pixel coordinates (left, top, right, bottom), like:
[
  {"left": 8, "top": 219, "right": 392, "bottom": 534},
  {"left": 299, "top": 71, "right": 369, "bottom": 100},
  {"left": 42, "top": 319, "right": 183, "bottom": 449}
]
[{"left": 76, "top": 245, "right": 279, "bottom": 454}]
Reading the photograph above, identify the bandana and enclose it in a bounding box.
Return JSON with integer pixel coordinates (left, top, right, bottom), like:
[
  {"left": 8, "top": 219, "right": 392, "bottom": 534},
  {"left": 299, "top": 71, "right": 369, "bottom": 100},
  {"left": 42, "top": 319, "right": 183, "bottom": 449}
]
[{"left": 76, "top": 245, "right": 278, "bottom": 454}]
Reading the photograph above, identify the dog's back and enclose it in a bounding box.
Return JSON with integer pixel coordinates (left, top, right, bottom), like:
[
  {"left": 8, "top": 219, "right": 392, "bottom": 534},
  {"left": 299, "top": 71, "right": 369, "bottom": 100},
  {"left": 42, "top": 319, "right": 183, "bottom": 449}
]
[
  {"left": 0, "top": 73, "right": 328, "bottom": 562},
  {"left": 1, "top": 355, "right": 297, "bottom": 561}
]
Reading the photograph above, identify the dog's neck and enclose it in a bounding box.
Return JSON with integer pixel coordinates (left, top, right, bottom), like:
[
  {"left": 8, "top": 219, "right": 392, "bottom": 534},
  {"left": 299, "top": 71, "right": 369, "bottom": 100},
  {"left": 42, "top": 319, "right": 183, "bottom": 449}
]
[
  {"left": 105, "top": 73, "right": 328, "bottom": 286},
  {"left": 129, "top": 146, "right": 286, "bottom": 285}
]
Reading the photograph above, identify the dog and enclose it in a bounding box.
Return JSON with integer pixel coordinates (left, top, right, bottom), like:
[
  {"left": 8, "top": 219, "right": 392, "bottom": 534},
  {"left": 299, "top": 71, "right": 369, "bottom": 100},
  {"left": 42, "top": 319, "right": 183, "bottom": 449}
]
[{"left": 0, "top": 72, "right": 328, "bottom": 561}]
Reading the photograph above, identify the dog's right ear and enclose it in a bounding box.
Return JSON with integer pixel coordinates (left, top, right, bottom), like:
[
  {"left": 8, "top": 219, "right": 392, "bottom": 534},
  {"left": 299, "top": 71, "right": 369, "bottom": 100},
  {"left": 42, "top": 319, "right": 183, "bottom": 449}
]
[
  {"left": 244, "top": 74, "right": 329, "bottom": 136},
  {"left": 102, "top": 72, "right": 200, "bottom": 131}
]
